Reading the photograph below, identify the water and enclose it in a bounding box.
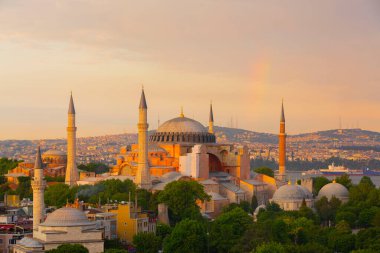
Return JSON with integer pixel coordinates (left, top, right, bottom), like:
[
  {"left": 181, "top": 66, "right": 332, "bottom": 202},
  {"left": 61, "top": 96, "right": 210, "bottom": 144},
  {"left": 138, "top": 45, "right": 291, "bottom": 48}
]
[{"left": 287, "top": 171, "right": 380, "bottom": 187}]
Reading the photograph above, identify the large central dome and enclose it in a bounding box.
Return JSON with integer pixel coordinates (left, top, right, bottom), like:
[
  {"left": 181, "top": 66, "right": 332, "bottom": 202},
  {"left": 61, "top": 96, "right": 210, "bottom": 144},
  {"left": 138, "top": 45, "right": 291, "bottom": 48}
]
[
  {"left": 150, "top": 115, "right": 216, "bottom": 144},
  {"left": 158, "top": 117, "right": 207, "bottom": 133}
]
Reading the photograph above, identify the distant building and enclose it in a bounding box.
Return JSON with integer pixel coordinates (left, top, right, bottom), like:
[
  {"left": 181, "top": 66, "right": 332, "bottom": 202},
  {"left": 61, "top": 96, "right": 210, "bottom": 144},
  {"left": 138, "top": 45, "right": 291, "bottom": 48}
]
[{"left": 104, "top": 201, "right": 156, "bottom": 243}]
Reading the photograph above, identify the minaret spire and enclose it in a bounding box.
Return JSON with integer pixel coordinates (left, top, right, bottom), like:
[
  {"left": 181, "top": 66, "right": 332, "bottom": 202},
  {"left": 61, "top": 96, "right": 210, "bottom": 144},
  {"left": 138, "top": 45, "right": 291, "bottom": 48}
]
[
  {"left": 209, "top": 102, "right": 214, "bottom": 134},
  {"left": 280, "top": 99, "right": 285, "bottom": 122},
  {"left": 65, "top": 93, "right": 79, "bottom": 186},
  {"left": 278, "top": 100, "right": 286, "bottom": 181},
  {"left": 31, "top": 146, "right": 46, "bottom": 234},
  {"left": 68, "top": 92, "right": 76, "bottom": 114},
  {"left": 135, "top": 88, "right": 151, "bottom": 189}
]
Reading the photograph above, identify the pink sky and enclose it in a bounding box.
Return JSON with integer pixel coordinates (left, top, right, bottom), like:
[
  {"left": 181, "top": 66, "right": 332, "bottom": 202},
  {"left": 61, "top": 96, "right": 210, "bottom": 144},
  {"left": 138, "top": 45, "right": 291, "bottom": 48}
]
[{"left": 0, "top": 0, "right": 379, "bottom": 139}]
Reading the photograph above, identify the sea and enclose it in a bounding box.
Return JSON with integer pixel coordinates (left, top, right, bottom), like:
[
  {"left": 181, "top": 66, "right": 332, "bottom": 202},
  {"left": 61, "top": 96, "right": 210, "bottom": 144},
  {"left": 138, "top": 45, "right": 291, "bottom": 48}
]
[{"left": 287, "top": 171, "right": 380, "bottom": 188}]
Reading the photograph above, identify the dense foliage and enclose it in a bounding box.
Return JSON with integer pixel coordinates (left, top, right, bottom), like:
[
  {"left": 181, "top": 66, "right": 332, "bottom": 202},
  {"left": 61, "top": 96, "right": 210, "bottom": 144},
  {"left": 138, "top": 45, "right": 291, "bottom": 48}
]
[
  {"left": 157, "top": 180, "right": 210, "bottom": 224},
  {"left": 254, "top": 167, "right": 274, "bottom": 177},
  {"left": 133, "top": 232, "right": 161, "bottom": 253},
  {"left": 78, "top": 162, "right": 110, "bottom": 174},
  {"left": 0, "top": 157, "right": 20, "bottom": 175},
  {"left": 46, "top": 244, "right": 89, "bottom": 253}
]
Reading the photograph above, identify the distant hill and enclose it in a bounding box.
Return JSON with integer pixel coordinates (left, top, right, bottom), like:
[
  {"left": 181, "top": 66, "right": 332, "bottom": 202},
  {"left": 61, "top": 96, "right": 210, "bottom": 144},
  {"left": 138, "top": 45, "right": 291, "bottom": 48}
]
[{"left": 213, "top": 126, "right": 380, "bottom": 146}]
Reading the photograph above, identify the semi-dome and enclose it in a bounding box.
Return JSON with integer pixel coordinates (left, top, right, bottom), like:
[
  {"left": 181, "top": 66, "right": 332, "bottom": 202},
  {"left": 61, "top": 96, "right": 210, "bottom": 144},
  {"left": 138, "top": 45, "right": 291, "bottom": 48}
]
[
  {"left": 158, "top": 117, "right": 207, "bottom": 133},
  {"left": 317, "top": 182, "right": 349, "bottom": 201},
  {"left": 150, "top": 115, "right": 216, "bottom": 144},
  {"left": 272, "top": 184, "right": 310, "bottom": 201},
  {"left": 41, "top": 207, "right": 94, "bottom": 227}
]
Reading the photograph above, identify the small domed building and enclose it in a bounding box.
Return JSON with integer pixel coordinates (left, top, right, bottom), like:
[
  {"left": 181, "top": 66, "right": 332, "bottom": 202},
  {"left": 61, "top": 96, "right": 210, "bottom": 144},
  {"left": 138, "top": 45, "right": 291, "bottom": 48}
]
[
  {"left": 12, "top": 207, "right": 104, "bottom": 253},
  {"left": 42, "top": 149, "right": 67, "bottom": 166},
  {"left": 270, "top": 183, "right": 314, "bottom": 211},
  {"left": 317, "top": 181, "right": 349, "bottom": 203}
]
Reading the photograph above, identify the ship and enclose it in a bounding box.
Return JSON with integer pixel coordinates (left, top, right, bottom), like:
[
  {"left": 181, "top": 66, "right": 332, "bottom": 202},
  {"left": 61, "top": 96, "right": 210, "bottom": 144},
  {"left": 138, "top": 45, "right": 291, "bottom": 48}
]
[
  {"left": 363, "top": 168, "right": 380, "bottom": 176},
  {"left": 320, "top": 163, "right": 362, "bottom": 176}
]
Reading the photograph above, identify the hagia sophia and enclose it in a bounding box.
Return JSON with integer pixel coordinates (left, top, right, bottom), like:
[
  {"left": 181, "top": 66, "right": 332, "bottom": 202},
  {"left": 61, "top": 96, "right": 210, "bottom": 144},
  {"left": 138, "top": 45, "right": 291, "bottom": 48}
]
[{"left": 7, "top": 89, "right": 350, "bottom": 252}]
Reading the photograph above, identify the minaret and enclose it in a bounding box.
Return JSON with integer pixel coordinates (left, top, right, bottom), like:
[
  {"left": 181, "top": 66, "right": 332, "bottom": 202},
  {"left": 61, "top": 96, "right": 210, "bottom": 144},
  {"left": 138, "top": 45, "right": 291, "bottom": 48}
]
[
  {"left": 278, "top": 100, "right": 286, "bottom": 180},
  {"left": 31, "top": 146, "right": 46, "bottom": 234},
  {"left": 135, "top": 88, "right": 151, "bottom": 189},
  {"left": 209, "top": 102, "right": 214, "bottom": 134},
  {"left": 65, "top": 93, "right": 79, "bottom": 186}
]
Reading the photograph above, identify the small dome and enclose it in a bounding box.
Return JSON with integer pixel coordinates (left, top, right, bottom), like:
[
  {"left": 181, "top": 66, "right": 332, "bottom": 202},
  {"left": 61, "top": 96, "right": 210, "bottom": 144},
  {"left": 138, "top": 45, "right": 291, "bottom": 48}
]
[
  {"left": 318, "top": 182, "right": 349, "bottom": 200},
  {"left": 43, "top": 149, "right": 66, "bottom": 156},
  {"left": 158, "top": 117, "right": 207, "bottom": 133},
  {"left": 273, "top": 184, "right": 309, "bottom": 201},
  {"left": 41, "top": 207, "right": 94, "bottom": 227},
  {"left": 18, "top": 237, "right": 43, "bottom": 248}
]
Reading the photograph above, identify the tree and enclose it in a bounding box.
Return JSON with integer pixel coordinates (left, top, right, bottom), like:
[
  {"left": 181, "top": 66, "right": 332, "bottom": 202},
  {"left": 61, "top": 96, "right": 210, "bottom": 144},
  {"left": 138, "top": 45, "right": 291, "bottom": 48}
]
[
  {"left": 163, "top": 219, "right": 207, "bottom": 253},
  {"left": 358, "top": 207, "right": 379, "bottom": 228},
  {"left": 78, "top": 163, "right": 109, "bottom": 174},
  {"left": 133, "top": 232, "right": 161, "bottom": 253},
  {"left": 313, "top": 177, "right": 330, "bottom": 195},
  {"left": 104, "top": 250, "right": 128, "bottom": 253},
  {"left": 336, "top": 210, "right": 356, "bottom": 227},
  {"left": 0, "top": 158, "right": 20, "bottom": 175},
  {"left": 315, "top": 196, "right": 341, "bottom": 225},
  {"left": 158, "top": 180, "right": 210, "bottom": 224},
  {"left": 15, "top": 176, "right": 32, "bottom": 199},
  {"left": 251, "top": 194, "right": 258, "bottom": 211},
  {"left": 254, "top": 167, "right": 274, "bottom": 177},
  {"left": 254, "top": 242, "right": 286, "bottom": 253},
  {"left": 44, "top": 183, "right": 74, "bottom": 207},
  {"left": 210, "top": 207, "right": 253, "bottom": 252},
  {"left": 355, "top": 227, "right": 380, "bottom": 251},
  {"left": 335, "top": 174, "right": 353, "bottom": 189},
  {"left": 46, "top": 244, "right": 89, "bottom": 253},
  {"left": 156, "top": 223, "right": 172, "bottom": 241}
]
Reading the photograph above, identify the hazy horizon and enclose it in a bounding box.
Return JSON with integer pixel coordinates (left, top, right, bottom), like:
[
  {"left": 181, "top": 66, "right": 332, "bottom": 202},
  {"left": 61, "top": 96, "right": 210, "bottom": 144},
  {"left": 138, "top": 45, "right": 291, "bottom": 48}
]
[{"left": 1, "top": 0, "right": 379, "bottom": 139}]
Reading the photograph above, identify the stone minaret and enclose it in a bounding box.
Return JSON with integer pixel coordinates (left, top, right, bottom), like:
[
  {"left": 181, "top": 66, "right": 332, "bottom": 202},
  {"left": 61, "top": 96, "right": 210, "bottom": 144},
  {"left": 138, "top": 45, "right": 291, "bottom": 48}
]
[
  {"left": 65, "top": 93, "right": 79, "bottom": 186},
  {"left": 135, "top": 88, "right": 151, "bottom": 189},
  {"left": 31, "top": 146, "right": 46, "bottom": 233},
  {"left": 278, "top": 100, "right": 286, "bottom": 180},
  {"left": 209, "top": 102, "right": 214, "bottom": 134}
]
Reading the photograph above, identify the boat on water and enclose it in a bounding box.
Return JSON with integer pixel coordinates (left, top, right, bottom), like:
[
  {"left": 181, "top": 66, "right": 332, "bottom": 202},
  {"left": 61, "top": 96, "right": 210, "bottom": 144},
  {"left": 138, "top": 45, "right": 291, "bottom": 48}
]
[
  {"left": 320, "top": 163, "right": 362, "bottom": 176},
  {"left": 363, "top": 168, "right": 380, "bottom": 176}
]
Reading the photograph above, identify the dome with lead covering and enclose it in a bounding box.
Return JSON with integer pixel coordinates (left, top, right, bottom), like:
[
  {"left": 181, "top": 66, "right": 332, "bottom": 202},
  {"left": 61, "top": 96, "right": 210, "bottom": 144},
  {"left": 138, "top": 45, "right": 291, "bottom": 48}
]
[
  {"left": 158, "top": 117, "right": 207, "bottom": 133},
  {"left": 272, "top": 184, "right": 311, "bottom": 201},
  {"left": 317, "top": 182, "right": 349, "bottom": 201},
  {"left": 150, "top": 116, "right": 215, "bottom": 144},
  {"left": 41, "top": 207, "right": 94, "bottom": 227}
]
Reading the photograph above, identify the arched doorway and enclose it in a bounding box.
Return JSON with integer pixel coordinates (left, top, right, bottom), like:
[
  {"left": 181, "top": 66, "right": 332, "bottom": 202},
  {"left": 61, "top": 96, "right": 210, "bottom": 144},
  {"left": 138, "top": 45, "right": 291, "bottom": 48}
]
[{"left": 208, "top": 153, "right": 223, "bottom": 172}]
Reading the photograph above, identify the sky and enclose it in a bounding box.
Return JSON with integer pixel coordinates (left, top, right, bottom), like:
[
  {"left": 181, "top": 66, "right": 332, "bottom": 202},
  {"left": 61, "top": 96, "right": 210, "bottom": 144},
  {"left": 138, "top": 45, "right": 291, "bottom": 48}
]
[{"left": 0, "top": 0, "right": 379, "bottom": 140}]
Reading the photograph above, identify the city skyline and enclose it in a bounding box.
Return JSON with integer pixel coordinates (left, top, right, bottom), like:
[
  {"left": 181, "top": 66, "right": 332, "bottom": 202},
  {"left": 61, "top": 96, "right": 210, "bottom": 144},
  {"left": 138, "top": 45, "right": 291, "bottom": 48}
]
[{"left": 1, "top": 0, "right": 379, "bottom": 139}]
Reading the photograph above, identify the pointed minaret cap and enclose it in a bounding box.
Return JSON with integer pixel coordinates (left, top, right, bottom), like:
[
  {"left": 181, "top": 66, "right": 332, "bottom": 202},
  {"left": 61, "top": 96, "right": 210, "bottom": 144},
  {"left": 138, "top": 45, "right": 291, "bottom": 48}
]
[
  {"left": 34, "top": 146, "right": 43, "bottom": 169},
  {"left": 280, "top": 99, "right": 285, "bottom": 122},
  {"left": 209, "top": 102, "right": 214, "bottom": 122},
  {"left": 68, "top": 92, "right": 76, "bottom": 114},
  {"left": 139, "top": 88, "right": 147, "bottom": 109}
]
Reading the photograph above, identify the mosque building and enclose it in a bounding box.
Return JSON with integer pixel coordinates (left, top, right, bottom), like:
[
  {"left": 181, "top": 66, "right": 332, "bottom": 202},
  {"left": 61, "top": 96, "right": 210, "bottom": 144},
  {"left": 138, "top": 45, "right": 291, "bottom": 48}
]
[
  {"left": 12, "top": 147, "right": 104, "bottom": 253},
  {"left": 109, "top": 89, "right": 280, "bottom": 217}
]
